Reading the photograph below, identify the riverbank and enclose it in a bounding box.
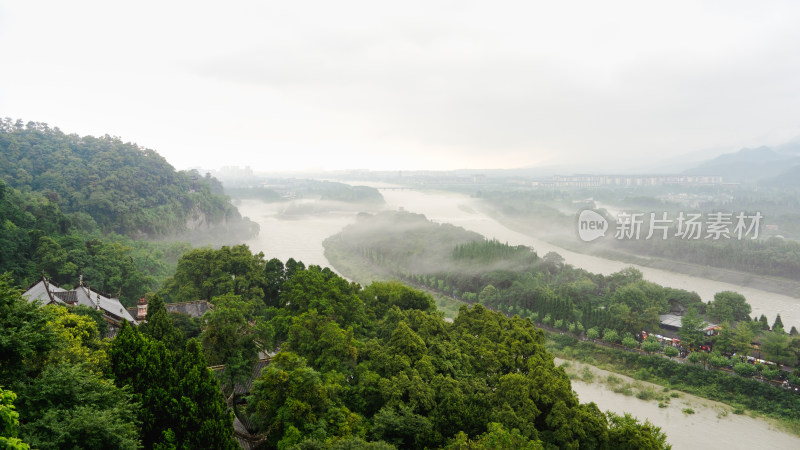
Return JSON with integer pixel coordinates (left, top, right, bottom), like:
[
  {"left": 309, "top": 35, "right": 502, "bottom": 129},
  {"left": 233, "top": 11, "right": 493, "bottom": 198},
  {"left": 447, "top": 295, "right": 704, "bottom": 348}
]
[
  {"left": 480, "top": 205, "right": 800, "bottom": 299},
  {"left": 545, "top": 333, "right": 800, "bottom": 437},
  {"left": 555, "top": 357, "right": 800, "bottom": 449}
]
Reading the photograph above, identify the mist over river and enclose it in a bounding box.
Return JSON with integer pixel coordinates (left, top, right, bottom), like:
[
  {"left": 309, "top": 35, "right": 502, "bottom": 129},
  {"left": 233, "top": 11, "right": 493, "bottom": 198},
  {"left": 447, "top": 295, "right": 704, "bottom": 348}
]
[
  {"left": 378, "top": 189, "right": 800, "bottom": 329},
  {"left": 240, "top": 186, "right": 800, "bottom": 328},
  {"left": 236, "top": 186, "right": 800, "bottom": 449},
  {"left": 236, "top": 199, "right": 359, "bottom": 268}
]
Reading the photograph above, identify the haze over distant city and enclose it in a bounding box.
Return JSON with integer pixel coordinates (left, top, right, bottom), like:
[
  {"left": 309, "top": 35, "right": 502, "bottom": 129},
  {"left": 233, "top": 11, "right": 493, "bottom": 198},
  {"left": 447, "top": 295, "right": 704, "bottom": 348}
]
[{"left": 2, "top": 1, "right": 800, "bottom": 172}]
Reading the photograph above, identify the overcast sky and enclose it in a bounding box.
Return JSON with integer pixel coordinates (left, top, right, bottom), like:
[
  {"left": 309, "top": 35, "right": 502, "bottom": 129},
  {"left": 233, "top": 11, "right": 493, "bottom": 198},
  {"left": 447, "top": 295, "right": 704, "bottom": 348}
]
[{"left": 2, "top": 1, "right": 800, "bottom": 172}]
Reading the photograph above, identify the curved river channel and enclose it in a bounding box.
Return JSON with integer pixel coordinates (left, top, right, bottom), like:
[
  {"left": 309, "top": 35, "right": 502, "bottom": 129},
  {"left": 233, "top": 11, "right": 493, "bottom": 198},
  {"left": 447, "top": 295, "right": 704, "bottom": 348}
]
[
  {"left": 374, "top": 189, "right": 800, "bottom": 330},
  {"left": 236, "top": 186, "right": 800, "bottom": 449}
]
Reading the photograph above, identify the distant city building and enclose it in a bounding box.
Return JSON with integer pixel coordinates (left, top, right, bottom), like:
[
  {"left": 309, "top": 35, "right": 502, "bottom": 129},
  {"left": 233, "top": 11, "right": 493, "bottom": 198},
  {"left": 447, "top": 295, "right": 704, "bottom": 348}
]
[{"left": 543, "top": 175, "right": 723, "bottom": 188}]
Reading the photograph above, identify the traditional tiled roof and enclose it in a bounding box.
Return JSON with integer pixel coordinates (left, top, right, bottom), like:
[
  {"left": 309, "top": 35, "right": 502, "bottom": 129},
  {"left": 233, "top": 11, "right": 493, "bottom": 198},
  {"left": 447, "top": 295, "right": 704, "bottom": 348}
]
[
  {"left": 53, "top": 290, "right": 78, "bottom": 304},
  {"left": 659, "top": 314, "right": 684, "bottom": 328},
  {"left": 23, "top": 279, "right": 64, "bottom": 303},
  {"left": 126, "top": 306, "right": 138, "bottom": 319},
  {"left": 166, "top": 300, "right": 214, "bottom": 318},
  {"left": 23, "top": 279, "right": 137, "bottom": 325},
  {"left": 232, "top": 415, "right": 263, "bottom": 450},
  {"left": 234, "top": 408, "right": 256, "bottom": 435}
]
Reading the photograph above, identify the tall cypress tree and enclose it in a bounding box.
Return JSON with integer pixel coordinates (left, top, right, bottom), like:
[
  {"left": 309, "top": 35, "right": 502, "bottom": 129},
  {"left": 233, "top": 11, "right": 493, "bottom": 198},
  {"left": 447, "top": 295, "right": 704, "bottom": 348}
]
[
  {"left": 140, "top": 295, "right": 185, "bottom": 354},
  {"left": 773, "top": 314, "right": 784, "bottom": 331},
  {"left": 759, "top": 314, "right": 771, "bottom": 330},
  {"left": 174, "top": 339, "right": 237, "bottom": 449},
  {"left": 109, "top": 322, "right": 176, "bottom": 449},
  {"left": 111, "top": 314, "right": 237, "bottom": 449}
]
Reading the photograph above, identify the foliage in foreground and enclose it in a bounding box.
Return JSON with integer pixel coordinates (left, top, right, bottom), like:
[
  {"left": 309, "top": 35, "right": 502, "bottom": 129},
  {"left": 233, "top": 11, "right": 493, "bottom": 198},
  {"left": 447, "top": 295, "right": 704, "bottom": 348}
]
[
  {"left": 2, "top": 241, "right": 673, "bottom": 449},
  {"left": 0, "top": 274, "right": 236, "bottom": 449},
  {"left": 0, "top": 274, "right": 141, "bottom": 449},
  {"left": 151, "top": 245, "right": 672, "bottom": 448},
  {"left": 154, "top": 246, "right": 665, "bottom": 449},
  {"left": 109, "top": 305, "right": 237, "bottom": 449}
]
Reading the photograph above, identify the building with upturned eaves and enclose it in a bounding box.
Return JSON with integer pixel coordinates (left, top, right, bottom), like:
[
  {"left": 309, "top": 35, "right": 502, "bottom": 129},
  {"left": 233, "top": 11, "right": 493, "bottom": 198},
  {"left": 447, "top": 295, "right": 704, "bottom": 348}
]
[{"left": 23, "top": 277, "right": 137, "bottom": 336}]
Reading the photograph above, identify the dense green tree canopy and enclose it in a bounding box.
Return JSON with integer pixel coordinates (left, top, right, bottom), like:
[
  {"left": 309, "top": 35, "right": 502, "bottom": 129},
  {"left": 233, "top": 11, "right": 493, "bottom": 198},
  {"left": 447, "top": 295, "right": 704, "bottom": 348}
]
[
  {"left": 0, "top": 387, "right": 30, "bottom": 450},
  {"left": 707, "top": 291, "right": 751, "bottom": 323},
  {"left": 241, "top": 255, "right": 670, "bottom": 449},
  {"left": 110, "top": 320, "right": 237, "bottom": 449},
  {"left": 678, "top": 308, "right": 706, "bottom": 350},
  {"left": 15, "top": 364, "right": 139, "bottom": 450},
  {"left": 1, "top": 283, "right": 51, "bottom": 380},
  {"left": 159, "top": 245, "right": 268, "bottom": 303},
  {"left": 4, "top": 236, "right": 678, "bottom": 449},
  {"left": 0, "top": 119, "right": 254, "bottom": 239},
  {"left": 201, "top": 293, "right": 267, "bottom": 395}
]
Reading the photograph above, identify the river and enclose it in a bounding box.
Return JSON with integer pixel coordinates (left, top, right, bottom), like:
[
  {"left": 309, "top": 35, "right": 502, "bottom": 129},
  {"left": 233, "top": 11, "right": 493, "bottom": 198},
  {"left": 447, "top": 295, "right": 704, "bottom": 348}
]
[
  {"left": 376, "top": 189, "right": 800, "bottom": 330},
  {"left": 557, "top": 358, "right": 800, "bottom": 449},
  {"left": 236, "top": 199, "right": 360, "bottom": 268},
  {"left": 239, "top": 187, "right": 800, "bottom": 328},
  {"left": 235, "top": 186, "right": 800, "bottom": 449}
]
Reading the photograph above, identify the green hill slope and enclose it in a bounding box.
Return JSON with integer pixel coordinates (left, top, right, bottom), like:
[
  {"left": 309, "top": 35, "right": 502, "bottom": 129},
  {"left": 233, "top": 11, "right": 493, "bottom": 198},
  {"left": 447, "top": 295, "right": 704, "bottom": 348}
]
[
  {"left": 0, "top": 118, "right": 258, "bottom": 304},
  {"left": 0, "top": 119, "right": 255, "bottom": 238}
]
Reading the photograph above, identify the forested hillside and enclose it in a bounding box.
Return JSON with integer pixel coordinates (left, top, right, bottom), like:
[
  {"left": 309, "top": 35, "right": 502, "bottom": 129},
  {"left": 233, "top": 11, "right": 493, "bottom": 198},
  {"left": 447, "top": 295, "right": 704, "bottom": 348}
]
[
  {"left": 0, "top": 179, "right": 188, "bottom": 305},
  {"left": 0, "top": 119, "right": 256, "bottom": 238},
  {"left": 1, "top": 248, "right": 670, "bottom": 449},
  {"left": 0, "top": 119, "right": 258, "bottom": 304}
]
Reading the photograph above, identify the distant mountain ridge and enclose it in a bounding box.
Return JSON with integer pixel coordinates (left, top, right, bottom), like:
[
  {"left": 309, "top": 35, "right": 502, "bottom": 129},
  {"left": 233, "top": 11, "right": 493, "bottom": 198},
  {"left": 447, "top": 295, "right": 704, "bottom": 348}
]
[{"left": 683, "top": 142, "right": 800, "bottom": 183}]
